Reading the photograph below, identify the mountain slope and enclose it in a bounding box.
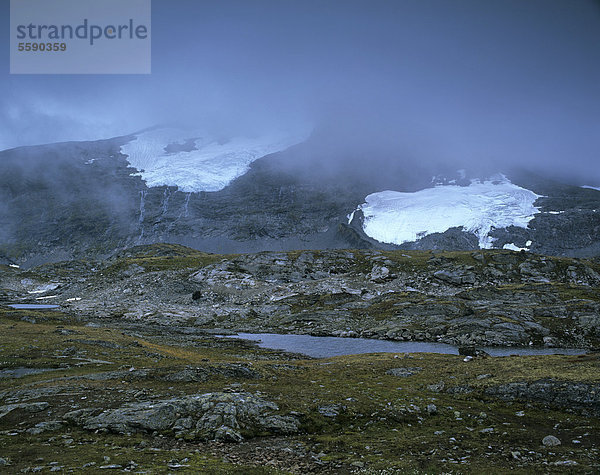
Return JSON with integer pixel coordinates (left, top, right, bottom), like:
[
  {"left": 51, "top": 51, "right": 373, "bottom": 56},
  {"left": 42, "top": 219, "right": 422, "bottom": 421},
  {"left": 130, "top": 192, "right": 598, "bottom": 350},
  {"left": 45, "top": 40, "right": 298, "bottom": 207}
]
[{"left": 0, "top": 132, "right": 599, "bottom": 266}]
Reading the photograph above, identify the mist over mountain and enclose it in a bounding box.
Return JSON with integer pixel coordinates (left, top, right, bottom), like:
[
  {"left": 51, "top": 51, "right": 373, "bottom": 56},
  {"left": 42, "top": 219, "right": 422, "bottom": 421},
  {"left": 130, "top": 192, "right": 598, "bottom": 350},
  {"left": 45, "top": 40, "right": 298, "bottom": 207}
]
[
  {"left": 1, "top": 0, "right": 599, "bottom": 181},
  {"left": 0, "top": 125, "right": 597, "bottom": 269}
]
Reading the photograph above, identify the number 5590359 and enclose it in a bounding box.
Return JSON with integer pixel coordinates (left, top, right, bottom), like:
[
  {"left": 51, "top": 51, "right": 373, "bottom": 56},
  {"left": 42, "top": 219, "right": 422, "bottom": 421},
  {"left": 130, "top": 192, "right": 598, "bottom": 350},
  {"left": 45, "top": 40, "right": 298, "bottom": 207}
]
[{"left": 18, "top": 42, "right": 66, "bottom": 51}]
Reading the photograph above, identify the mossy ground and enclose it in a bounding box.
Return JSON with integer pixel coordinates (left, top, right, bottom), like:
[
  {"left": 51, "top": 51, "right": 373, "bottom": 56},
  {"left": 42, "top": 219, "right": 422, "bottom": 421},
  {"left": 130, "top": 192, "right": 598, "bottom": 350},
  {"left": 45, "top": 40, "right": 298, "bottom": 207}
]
[{"left": 1, "top": 305, "right": 599, "bottom": 474}]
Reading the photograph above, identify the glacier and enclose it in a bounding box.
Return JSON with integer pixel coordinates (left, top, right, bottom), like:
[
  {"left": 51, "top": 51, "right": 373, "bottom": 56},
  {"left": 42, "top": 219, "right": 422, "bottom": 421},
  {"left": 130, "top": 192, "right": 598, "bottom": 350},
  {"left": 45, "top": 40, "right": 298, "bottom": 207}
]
[
  {"left": 353, "top": 175, "right": 541, "bottom": 249},
  {"left": 120, "top": 127, "right": 307, "bottom": 192}
]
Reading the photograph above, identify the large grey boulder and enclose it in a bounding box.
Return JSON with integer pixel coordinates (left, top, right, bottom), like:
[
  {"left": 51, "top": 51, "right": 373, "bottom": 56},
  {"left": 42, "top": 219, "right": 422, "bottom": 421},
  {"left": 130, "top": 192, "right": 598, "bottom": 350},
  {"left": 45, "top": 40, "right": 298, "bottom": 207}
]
[
  {"left": 542, "top": 435, "right": 561, "bottom": 447},
  {"left": 0, "top": 402, "right": 49, "bottom": 420},
  {"left": 369, "top": 265, "right": 390, "bottom": 282},
  {"left": 64, "top": 392, "right": 298, "bottom": 442},
  {"left": 386, "top": 367, "right": 422, "bottom": 378},
  {"left": 433, "top": 269, "right": 476, "bottom": 285}
]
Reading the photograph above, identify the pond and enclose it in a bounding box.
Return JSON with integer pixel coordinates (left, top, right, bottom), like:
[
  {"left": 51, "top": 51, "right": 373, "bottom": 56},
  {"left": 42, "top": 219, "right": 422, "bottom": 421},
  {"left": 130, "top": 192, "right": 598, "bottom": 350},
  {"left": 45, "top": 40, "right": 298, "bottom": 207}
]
[
  {"left": 6, "top": 304, "right": 60, "bottom": 309},
  {"left": 224, "top": 333, "right": 586, "bottom": 358}
]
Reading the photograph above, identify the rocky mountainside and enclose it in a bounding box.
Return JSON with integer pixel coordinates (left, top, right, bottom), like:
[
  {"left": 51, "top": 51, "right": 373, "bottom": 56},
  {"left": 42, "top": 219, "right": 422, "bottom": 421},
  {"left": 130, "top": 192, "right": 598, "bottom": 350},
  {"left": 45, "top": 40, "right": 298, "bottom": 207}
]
[{"left": 0, "top": 135, "right": 599, "bottom": 267}]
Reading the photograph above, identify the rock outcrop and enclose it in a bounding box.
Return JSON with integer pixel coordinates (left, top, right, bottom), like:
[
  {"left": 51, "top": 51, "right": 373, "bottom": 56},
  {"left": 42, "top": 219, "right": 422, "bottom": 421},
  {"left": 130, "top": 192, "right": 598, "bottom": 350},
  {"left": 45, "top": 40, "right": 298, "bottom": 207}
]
[{"left": 65, "top": 392, "right": 299, "bottom": 442}]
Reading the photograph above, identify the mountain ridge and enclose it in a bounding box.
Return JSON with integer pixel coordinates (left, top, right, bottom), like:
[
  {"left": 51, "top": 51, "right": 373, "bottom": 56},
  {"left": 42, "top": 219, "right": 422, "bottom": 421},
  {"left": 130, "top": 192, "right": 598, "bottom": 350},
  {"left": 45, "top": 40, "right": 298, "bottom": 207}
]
[{"left": 0, "top": 133, "right": 599, "bottom": 267}]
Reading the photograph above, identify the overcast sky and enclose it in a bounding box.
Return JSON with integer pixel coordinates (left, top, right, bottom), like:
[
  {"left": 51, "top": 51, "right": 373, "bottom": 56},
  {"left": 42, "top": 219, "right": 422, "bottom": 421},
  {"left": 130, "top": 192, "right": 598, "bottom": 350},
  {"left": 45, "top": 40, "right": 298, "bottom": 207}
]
[{"left": 1, "top": 0, "right": 599, "bottom": 182}]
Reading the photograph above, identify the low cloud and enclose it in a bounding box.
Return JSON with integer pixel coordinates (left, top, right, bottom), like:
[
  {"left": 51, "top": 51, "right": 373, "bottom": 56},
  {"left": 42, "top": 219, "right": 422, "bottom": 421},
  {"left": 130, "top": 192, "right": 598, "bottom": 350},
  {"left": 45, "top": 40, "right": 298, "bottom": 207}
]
[{"left": 0, "top": 0, "right": 598, "bottom": 184}]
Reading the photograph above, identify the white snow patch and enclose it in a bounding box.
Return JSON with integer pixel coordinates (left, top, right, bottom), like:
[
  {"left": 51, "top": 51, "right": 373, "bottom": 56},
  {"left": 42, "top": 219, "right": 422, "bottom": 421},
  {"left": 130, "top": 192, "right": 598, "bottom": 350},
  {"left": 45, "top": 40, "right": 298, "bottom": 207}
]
[
  {"left": 121, "top": 128, "right": 308, "bottom": 192},
  {"left": 581, "top": 185, "right": 600, "bottom": 191},
  {"left": 27, "top": 283, "right": 61, "bottom": 294},
  {"left": 355, "top": 174, "right": 541, "bottom": 249},
  {"left": 503, "top": 243, "right": 528, "bottom": 252},
  {"left": 347, "top": 210, "right": 356, "bottom": 224},
  {"left": 35, "top": 295, "right": 58, "bottom": 300}
]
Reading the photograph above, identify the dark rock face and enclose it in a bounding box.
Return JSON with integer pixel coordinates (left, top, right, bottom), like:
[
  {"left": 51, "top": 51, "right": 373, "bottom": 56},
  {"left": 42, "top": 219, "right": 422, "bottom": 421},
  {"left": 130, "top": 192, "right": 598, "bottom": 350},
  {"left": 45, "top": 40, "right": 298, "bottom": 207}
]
[
  {"left": 0, "top": 137, "right": 143, "bottom": 265},
  {"left": 64, "top": 392, "right": 299, "bottom": 442},
  {"left": 0, "top": 137, "right": 374, "bottom": 264},
  {"left": 0, "top": 136, "right": 599, "bottom": 266},
  {"left": 396, "top": 227, "right": 481, "bottom": 252},
  {"left": 491, "top": 172, "right": 600, "bottom": 257},
  {"left": 457, "top": 347, "right": 490, "bottom": 358}
]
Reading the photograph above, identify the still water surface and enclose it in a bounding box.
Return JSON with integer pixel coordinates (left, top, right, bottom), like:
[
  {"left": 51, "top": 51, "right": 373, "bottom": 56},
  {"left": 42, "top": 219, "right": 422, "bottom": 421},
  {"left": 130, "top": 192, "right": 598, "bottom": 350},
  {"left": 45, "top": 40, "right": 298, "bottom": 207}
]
[
  {"left": 227, "top": 333, "right": 586, "bottom": 358},
  {"left": 7, "top": 304, "right": 60, "bottom": 309}
]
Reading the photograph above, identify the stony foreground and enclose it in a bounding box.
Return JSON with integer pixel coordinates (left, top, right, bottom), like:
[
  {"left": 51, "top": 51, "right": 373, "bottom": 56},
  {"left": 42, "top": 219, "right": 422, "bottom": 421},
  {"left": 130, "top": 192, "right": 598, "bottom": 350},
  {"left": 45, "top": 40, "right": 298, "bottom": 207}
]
[{"left": 0, "top": 245, "right": 599, "bottom": 473}]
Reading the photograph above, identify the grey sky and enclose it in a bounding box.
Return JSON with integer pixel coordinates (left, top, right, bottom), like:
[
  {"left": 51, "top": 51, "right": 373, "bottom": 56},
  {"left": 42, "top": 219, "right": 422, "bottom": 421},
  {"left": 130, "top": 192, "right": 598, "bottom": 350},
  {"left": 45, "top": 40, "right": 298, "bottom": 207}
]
[{"left": 1, "top": 0, "right": 599, "bottom": 182}]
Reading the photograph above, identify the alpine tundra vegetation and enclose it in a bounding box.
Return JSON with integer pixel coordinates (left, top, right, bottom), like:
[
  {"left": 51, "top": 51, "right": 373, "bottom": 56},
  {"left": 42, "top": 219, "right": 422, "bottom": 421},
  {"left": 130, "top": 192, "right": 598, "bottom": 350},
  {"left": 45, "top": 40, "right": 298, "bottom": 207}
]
[{"left": 1, "top": 244, "right": 599, "bottom": 472}]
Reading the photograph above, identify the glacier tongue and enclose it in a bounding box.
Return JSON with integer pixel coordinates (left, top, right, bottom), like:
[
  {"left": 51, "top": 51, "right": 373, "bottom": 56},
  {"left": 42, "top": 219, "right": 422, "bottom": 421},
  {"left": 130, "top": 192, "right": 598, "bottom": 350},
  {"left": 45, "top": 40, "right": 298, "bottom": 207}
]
[
  {"left": 354, "top": 175, "right": 541, "bottom": 249},
  {"left": 121, "top": 128, "right": 307, "bottom": 192}
]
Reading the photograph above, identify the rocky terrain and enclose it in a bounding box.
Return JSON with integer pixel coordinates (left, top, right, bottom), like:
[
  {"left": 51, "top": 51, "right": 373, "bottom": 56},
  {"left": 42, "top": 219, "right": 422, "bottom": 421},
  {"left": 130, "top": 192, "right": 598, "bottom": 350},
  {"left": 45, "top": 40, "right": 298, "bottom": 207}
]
[
  {"left": 5, "top": 244, "right": 598, "bottom": 350},
  {"left": 0, "top": 244, "right": 599, "bottom": 472}
]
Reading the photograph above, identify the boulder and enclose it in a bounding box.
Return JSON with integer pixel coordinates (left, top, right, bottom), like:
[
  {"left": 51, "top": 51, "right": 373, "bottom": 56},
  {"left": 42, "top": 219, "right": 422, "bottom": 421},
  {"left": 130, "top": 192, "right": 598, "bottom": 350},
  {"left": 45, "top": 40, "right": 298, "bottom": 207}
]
[
  {"left": 386, "top": 367, "right": 422, "bottom": 377},
  {"left": 433, "top": 269, "right": 476, "bottom": 285},
  {"left": 64, "top": 392, "right": 298, "bottom": 442},
  {"left": 542, "top": 435, "right": 561, "bottom": 447},
  {"left": 369, "top": 265, "right": 391, "bottom": 282}
]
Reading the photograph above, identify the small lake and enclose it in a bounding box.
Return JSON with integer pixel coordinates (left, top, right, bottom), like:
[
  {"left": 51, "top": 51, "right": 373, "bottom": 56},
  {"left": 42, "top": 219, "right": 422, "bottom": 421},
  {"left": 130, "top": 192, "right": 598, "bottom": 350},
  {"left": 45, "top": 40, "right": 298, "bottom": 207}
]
[
  {"left": 7, "top": 304, "right": 60, "bottom": 309},
  {"left": 225, "top": 333, "right": 586, "bottom": 358}
]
